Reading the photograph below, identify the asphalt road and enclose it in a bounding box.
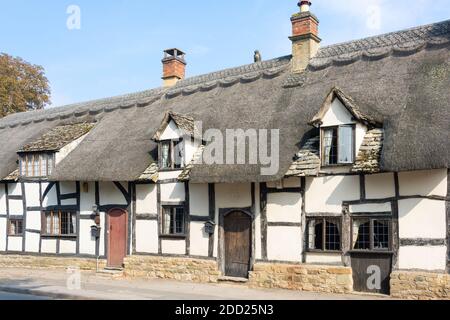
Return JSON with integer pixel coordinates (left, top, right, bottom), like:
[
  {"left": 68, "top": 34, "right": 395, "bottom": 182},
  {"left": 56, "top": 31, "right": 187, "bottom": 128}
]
[{"left": 0, "top": 291, "right": 52, "bottom": 300}]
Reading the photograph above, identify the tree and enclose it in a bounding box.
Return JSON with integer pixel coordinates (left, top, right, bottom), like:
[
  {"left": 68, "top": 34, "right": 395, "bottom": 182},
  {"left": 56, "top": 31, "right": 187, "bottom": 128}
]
[{"left": 0, "top": 53, "right": 51, "bottom": 118}]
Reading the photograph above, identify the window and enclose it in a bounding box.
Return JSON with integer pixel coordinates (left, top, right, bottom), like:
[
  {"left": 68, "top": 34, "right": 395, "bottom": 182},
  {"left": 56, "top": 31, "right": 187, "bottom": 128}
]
[
  {"left": 19, "top": 153, "right": 55, "bottom": 178},
  {"left": 322, "top": 125, "right": 355, "bottom": 166},
  {"left": 42, "top": 211, "right": 77, "bottom": 236},
  {"left": 160, "top": 140, "right": 185, "bottom": 170},
  {"left": 161, "top": 206, "right": 185, "bottom": 236},
  {"left": 8, "top": 218, "right": 23, "bottom": 236},
  {"left": 352, "top": 218, "right": 391, "bottom": 251},
  {"left": 307, "top": 218, "right": 341, "bottom": 251}
]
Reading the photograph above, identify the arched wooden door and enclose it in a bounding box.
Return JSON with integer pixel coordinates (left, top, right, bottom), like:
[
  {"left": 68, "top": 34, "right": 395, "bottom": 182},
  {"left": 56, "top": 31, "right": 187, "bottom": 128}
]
[
  {"left": 224, "top": 211, "right": 252, "bottom": 278},
  {"left": 107, "top": 208, "right": 128, "bottom": 268}
]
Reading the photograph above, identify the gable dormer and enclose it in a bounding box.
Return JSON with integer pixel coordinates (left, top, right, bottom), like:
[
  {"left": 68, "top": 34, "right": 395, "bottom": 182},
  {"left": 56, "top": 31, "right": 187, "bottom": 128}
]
[
  {"left": 153, "top": 112, "right": 198, "bottom": 171},
  {"left": 309, "top": 87, "right": 381, "bottom": 171},
  {"left": 17, "top": 123, "right": 94, "bottom": 180}
]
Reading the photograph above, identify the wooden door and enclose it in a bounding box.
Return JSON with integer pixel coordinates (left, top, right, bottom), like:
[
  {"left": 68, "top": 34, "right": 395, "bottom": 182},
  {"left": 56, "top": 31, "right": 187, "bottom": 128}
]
[
  {"left": 351, "top": 252, "right": 392, "bottom": 295},
  {"left": 107, "top": 209, "right": 127, "bottom": 268},
  {"left": 224, "top": 211, "right": 252, "bottom": 278}
]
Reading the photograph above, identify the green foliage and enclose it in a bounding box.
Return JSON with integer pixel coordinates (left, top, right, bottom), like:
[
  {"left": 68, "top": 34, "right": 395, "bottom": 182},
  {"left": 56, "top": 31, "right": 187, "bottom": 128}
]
[{"left": 0, "top": 53, "right": 51, "bottom": 118}]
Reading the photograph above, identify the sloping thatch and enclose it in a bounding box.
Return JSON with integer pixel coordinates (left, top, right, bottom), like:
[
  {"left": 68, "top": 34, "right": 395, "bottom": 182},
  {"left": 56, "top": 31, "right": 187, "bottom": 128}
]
[
  {"left": 0, "top": 19, "right": 448, "bottom": 182},
  {"left": 19, "top": 123, "right": 95, "bottom": 152}
]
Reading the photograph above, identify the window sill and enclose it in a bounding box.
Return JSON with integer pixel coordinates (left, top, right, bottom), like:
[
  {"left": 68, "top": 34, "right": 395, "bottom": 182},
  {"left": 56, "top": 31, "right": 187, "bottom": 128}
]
[
  {"left": 306, "top": 250, "right": 343, "bottom": 254},
  {"left": 41, "top": 235, "right": 77, "bottom": 239},
  {"left": 321, "top": 164, "right": 354, "bottom": 169},
  {"left": 349, "top": 250, "right": 393, "bottom": 254},
  {"left": 158, "top": 168, "right": 185, "bottom": 172},
  {"left": 159, "top": 234, "right": 187, "bottom": 240}
]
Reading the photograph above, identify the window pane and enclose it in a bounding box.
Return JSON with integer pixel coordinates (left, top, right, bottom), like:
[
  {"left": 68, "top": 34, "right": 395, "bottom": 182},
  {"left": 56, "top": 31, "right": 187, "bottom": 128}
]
[
  {"left": 53, "top": 212, "right": 60, "bottom": 235},
  {"left": 323, "top": 128, "right": 338, "bottom": 165},
  {"left": 175, "top": 208, "right": 184, "bottom": 234},
  {"left": 20, "top": 157, "right": 26, "bottom": 176},
  {"left": 40, "top": 154, "right": 47, "bottom": 176},
  {"left": 33, "top": 154, "right": 39, "bottom": 176},
  {"left": 174, "top": 141, "right": 184, "bottom": 169},
  {"left": 374, "top": 220, "right": 390, "bottom": 249},
  {"left": 325, "top": 221, "right": 341, "bottom": 251},
  {"left": 47, "top": 154, "right": 54, "bottom": 175},
  {"left": 27, "top": 156, "right": 33, "bottom": 176},
  {"left": 161, "top": 142, "right": 171, "bottom": 169},
  {"left": 163, "top": 208, "right": 171, "bottom": 234},
  {"left": 46, "top": 213, "right": 52, "bottom": 234},
  {"left": 353, "top": 219, "right": 371, "bottom": 250},
  {"left": 338, "top": 126, "right": 354, "bottom": 163},
  {"left": 70, "top": 213, "right": 76, "bottom": 234}
]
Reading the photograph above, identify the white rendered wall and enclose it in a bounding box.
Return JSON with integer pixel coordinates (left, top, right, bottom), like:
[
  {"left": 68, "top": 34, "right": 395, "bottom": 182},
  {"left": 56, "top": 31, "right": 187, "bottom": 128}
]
[
  {"left": 160, "top": 183, "right": 185, "bottom": 202},
  {"left": 159, "top": 120, "right": 182, "bottom": 140},
  {"left": 24, "top": 183, "right": 40, "bottom": 207},
  {"left": 398, "top": 199, "right": 446, "bottom": 239},
  {"left": 136, "top": 184, "right": 157, "bottom": 214},
  {"left": 8, "top": 183, "right": 21, "bottom": 196},
  {"left": 267, "top": 226, "right": 302, "bottom": 262},
  {"left": 189, "top": 221, "right": 209, "bottom": 257},
  {"left": 42, "top": 184, "right": 58, "bottom": 207},
  {"left": 161, "top": 239, "right": 186, "bottom": 255},
  {"left": 189, "top": 183, "right": 209, "bottom": 217},
  {"left": 305, "top": 253, "right": 342, "bottom": 265},
  {"left": 399, "top": 169, "right": 447, "bottom": 197},
  {"left": 267, "top": 193, "right": 302, "bottom": 223},
  {"left": 399, "top": 246, "right": 447, "bottom": 271},
  {"left": 9, "top": 200, "right": 23, "bottom": 216},
  {"left": 99, "top": 182, "right": 128, "bottom": 205},
  {"left": 25, "top": 232, "right": 39, "bottom": 253},
  {"left": 7, "top": 236, "right": 22, "bottom": 252},
  {"left": 0, "top": 184, "right": 6, "bottom": 214},
  {"left": 26, "top": 211, "right": 41, "bottom": 231},
  {"left": 306, "top": 176, "right": 360, "bottom": 213},
  {"left": 135, "top": 220, "right": 158, "bottom": 254},
  {"left": 0, "top": 217, "right": 6, "bottom": 251},
  {"left": 60, "top": 240, "right": 77, "bottom": 254},
  {"left": 321, "top": 98, "right": 354, "bottom": 127},
  {"left": 41, "top": 239, "right": 57, "bottom": 254},
  {"left": 365, "top": 173, "right": 396, "bottom": 199},
  {"left": 349, "top": 202, "right": 392, "bottom": 213}
]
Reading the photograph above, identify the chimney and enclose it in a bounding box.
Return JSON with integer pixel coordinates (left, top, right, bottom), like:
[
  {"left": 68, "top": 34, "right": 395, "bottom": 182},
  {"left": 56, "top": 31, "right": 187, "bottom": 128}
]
[
  {"left": 162, "top": 48, "right": 186, "bottom": 87},
  {"left": 289, "top": 1, "right": 321, "bottom": 73}
]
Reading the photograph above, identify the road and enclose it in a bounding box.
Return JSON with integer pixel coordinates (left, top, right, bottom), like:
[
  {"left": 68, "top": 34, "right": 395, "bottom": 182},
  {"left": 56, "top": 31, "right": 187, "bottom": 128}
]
[{"left": 0, "top": 291, "right": 52, "bottom": 300}]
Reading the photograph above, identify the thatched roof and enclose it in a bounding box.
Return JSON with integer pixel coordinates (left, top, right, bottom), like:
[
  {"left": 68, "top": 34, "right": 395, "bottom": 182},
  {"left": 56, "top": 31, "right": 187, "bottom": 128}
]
[
  {"left": 0, "top": 19, "right": 448, "bottom": 182},
  {"left": 19, "top": 123, "right": 95, "bottom": 152}
]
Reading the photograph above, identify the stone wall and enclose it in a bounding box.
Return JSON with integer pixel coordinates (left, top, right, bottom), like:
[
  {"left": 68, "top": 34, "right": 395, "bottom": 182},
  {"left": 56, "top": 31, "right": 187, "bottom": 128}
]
[
  {"left": 248, "top": 262, "right": 353, "bottom": 294},
  {"left": 124, "top": 255, "right": 220, "bottom": 283},
  {"left": 0, "top": 254, "right": 106, "bottom": 271},
  {"left": 390, "top": 271, "right": 450, "bottom": 300}
]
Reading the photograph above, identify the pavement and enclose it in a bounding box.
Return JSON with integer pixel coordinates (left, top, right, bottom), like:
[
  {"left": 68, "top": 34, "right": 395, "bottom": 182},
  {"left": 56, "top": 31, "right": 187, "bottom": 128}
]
[{"left": 0, "top": 268, "right": 390, "bottom": 300}]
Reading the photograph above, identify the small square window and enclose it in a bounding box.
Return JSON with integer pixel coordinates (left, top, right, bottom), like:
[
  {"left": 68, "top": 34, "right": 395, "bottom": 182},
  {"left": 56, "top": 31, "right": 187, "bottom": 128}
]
[
  {"left": 352, "top": 218, "right": 391, "bottom": 251},
  {"left": 307, "top": 218, "right": 341, "bottom": 252},
  {"left": 8, "top": 219, "right": 23, "bottom": 236},
  {"left": 322, "top": 125, "right": 355, "bottom": 166},
  {"left": 162, "top": 206, "right": 185, "bottom": 236},
  {"left": 160, "top": 140, "right": 185, "bottom": 170},
  {"left": 42, "top": 211, "right": 76, "bottom": 236}
]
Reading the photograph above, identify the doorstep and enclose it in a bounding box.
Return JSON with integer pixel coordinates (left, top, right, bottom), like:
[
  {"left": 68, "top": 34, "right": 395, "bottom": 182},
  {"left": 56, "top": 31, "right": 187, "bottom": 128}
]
[{"left": 218, "top": 276, "right": 249, "bottom": 283}]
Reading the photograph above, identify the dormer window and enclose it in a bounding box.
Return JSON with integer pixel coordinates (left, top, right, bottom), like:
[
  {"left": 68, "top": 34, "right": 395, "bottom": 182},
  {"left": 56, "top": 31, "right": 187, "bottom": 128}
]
[
  {"left": 19, "top": 153, "right": 55, "bottom": 178},
  {"left": 322, "top": 125, "right": 355, "bottom": 166},
  {"left": 160, "top": 139, "right": 185, "bottom": 170}
]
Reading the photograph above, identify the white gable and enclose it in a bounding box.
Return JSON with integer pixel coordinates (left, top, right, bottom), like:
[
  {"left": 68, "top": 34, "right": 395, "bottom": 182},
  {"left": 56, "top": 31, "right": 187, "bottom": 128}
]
[
  {"left": 321, "top": 98, "right": 354, "bottom": 127},
  {"left": 160, "top": 120, "right": 182, "bottom": 140}
]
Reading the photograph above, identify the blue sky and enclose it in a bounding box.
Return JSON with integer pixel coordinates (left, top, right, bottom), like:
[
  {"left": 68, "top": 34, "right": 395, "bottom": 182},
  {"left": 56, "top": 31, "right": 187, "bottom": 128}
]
[{"left": 0, "top": 0, "right": 449, "bottom": 107}]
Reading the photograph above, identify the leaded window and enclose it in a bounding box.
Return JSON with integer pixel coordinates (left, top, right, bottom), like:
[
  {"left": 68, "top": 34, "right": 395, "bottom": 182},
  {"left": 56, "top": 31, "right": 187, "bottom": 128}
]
[
  {"left": 162, "top": 206, "right": 185, "bottom": 236},
  {"left": 307, "top": 218, "right": 342, "bottom": 252},
  {"left": 42, "top": 211, "right": 77, "bottom": 236},
  {"left": 19, "top": 153, "right": 55, "bottom": 178},
  {"left": 322, "top": 125, "right": 355, "bottom": 166}
]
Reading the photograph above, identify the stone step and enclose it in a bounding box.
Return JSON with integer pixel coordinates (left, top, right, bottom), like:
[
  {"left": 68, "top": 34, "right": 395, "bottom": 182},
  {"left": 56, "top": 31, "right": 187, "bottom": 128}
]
[
  {"left": 218, "top": 276, "right": 249, "bottom": 284},
  {"left": 96, "top": 268, "right": 124, "bottom": 279}
]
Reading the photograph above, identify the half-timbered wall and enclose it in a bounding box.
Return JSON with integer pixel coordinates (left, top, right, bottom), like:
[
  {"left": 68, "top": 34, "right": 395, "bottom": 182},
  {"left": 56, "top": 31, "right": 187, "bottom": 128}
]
[{"left": 0, "top": 181, "right": 130, "bottom": 258}]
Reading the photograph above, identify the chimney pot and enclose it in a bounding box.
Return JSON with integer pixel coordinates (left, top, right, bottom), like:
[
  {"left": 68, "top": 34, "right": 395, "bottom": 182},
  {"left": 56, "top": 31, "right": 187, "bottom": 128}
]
[
  {"left": 299, "top": 1, "right": 311, "bottom": 13},
  {"left": 254, "top": 50, "right": 262, "bottom": 63},
  {"left": 162, "top": 48, "right": 186, "bottom": 87}
]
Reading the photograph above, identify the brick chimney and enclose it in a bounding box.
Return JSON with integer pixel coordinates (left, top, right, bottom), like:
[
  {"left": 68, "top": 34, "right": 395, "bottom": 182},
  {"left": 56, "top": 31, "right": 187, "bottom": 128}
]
[
  {"left": 162, "top": 48, "right": 186, "bottom": 87},
  {"left": 289, "top": 1, "right": 321, "bottom": 73}
]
